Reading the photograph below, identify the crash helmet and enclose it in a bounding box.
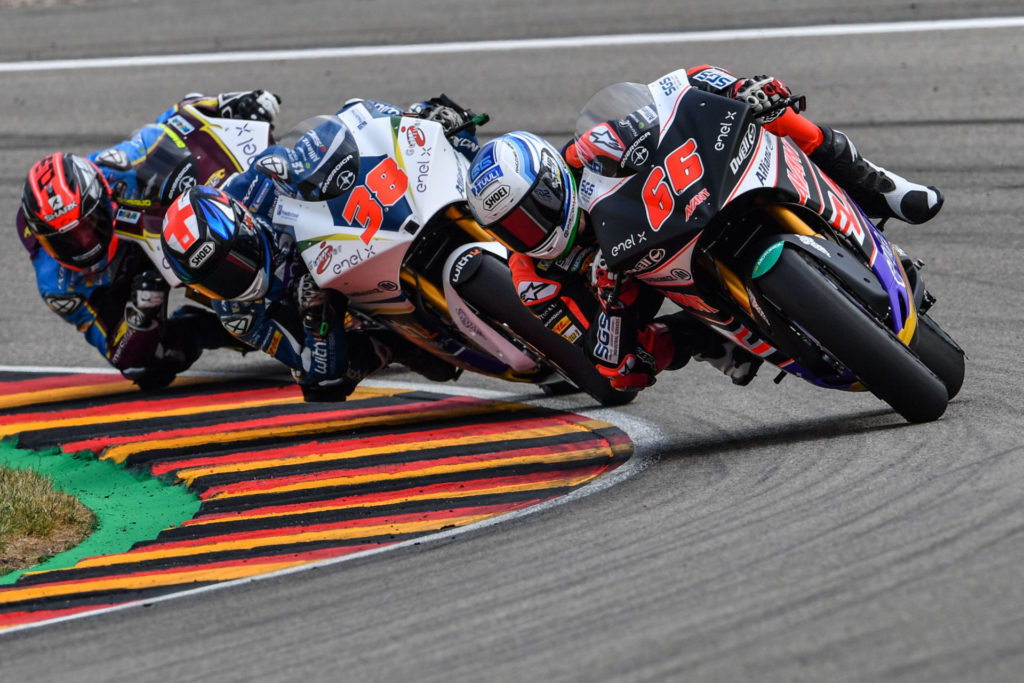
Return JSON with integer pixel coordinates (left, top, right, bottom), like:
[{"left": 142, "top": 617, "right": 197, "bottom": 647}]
[
  {"left": 465, "top": 132, "right": 579, "bottom": 260},
  {"left": 20, "top": 153, "right": 118, "bottom": 272},
  {"left": 574, "top": 81, "right": 660, "bottom": 178},
  {"left": 161, "top": 185, "right": 272, "bottom": 301}
]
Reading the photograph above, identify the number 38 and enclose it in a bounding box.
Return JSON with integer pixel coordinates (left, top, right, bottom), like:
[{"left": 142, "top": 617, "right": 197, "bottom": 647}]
[{"left": 342, "top": 157, "right": 409, "bottom": 244}]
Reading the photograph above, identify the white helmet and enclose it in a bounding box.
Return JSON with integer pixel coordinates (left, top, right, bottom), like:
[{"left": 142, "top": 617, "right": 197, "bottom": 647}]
[{"left": 465, "top": 131, "right": 579, "bottom": 260}]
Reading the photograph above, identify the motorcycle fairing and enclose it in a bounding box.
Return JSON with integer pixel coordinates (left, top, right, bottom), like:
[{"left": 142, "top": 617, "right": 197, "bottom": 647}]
[
  {"left": 280, "top": 106, "right": 539, "bottom": 378},
  {"left": 284, "top": 107, "right": 471, "bottom": 312},
  {"left": 113, "top": 106, "right": 274, "bottom": 286}
]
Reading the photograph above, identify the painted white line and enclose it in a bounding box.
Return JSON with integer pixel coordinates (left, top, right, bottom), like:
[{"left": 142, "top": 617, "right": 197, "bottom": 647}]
[
  {"left": 0, "top": 367, "right": 662, "bottom": 635},
  {"left": 2, "top": 16, "right": 1023, "bottom": 73}
]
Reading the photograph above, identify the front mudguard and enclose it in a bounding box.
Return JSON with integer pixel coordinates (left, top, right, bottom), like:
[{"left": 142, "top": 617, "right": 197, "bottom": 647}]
[
  {"left": 749, "top": 233, "right": 892, "bottom": 321},
  {"left": 442, "top": 242, "right": 543, "bottom": 373}
]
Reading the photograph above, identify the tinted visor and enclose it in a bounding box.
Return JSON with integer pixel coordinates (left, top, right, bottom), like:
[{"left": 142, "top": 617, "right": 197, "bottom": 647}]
[
  {"left": 33, "top": 197, "right": 115, "bottom": 270},
  {"left": 191, "top": 203, "right": 270, "bottom": 301},
  {"left": 491, "top": 164, "right": 566, "bottom": 254}
]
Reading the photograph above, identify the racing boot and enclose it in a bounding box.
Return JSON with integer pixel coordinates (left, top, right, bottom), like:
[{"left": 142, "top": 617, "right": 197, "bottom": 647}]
[
  {"left": 656, "top": 312, "right": 762, "bottom": 386},
  {"left": 810, "top": 126, "right": 943, "bottom": 225},
  {"left": 173, "top": 304, "right": 247, "bottom": 351}
]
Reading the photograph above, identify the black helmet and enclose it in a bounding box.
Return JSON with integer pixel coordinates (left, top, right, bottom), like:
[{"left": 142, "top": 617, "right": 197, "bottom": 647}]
[
  {"left": 21, "top": 153, "right": 117, "bottom": 272},
  {"left": 161, "top": 186, "right": 272, "bottom": 301}
]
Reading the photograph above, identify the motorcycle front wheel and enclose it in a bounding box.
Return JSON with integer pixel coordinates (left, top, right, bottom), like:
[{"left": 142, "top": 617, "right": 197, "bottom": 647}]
[
  {"left": 755, "top": 248, "right": 948, "bottom": 423},
  {"left": 456, "top": 250, "right": 635, "bottom": 407},
  {"left": 912, "top": 313, "right": 966, "bottom": 399}
]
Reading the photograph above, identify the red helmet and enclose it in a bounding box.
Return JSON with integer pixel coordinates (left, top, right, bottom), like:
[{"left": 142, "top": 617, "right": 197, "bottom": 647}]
[{"left": 21, "top": 153, "right": 118, "bottom": 272}]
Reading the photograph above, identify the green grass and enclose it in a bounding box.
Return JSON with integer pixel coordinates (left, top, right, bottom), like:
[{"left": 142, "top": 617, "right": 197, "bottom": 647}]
[{"left": 0, "top": 464, "right": 96, "bottom": 575}]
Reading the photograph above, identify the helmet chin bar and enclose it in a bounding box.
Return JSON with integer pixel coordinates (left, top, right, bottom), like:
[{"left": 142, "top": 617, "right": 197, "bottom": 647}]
[{"left": 234, "top": 265, "right": 270, "bottom": 302}]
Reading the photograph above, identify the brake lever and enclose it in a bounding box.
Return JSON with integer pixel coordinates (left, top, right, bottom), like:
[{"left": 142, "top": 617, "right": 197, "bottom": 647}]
[
  {"left": 759, "top": 93, "right": 807, "bottom": 118},
  {"left": 446, "top": 112, "right": 490, "bottom": 138}
]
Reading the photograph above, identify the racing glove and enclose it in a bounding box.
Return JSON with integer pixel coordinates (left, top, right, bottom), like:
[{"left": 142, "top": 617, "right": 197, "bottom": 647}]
[
  {"left": 412, "top": 94, "right": 481, "bottom": 158},
  {"left": 586, "top": 312, "right": 678, "bottom": 391},
  {"left": 124, "top": 270, "right": 169, "bottom": 331},
  {"left": 218, "top": 90, "right": 282, "bottom": 125},
  {"left": 416, "top": 94, "right": 475, "bottom": 134},
  {"left": 589, "top": 248, "right": 640, "bottom": 313},
  {"left": 732, "top": 76, "right": 802, "bottom": 123}
]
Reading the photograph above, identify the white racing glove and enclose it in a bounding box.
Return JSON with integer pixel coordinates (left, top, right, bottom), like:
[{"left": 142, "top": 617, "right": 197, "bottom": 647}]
[{"left": 218, "top": 90, "right": 282, "bottom": 125}]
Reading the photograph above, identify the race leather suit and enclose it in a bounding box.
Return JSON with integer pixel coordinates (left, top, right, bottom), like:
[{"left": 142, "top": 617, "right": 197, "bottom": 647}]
[
  {"left": 16, "top": 93, "right": 258, "bottom": 390},
  {"left": 216, "top": 98, "right": 478, "bottom": 400}
]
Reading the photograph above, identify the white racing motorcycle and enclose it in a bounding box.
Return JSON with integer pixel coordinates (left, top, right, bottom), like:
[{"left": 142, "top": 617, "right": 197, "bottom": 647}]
[{"left": 266, "top": 103, "right": 629, "bottom": 405}]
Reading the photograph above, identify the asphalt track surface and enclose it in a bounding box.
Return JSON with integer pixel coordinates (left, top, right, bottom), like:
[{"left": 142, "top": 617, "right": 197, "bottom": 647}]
[{"left": 2, "top": 1, "right": 1024, "bottom": 681}]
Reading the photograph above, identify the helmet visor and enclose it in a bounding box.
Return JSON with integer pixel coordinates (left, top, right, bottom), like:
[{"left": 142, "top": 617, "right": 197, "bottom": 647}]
[
  {"left": 189, "top": 202, "right": 270, "bottom": 301},
  {"left": 33, "top": 197, "right": 115, "bottom": 270},
  {"left": 490, "top": 162, "right": 566, "bottom": 254}
]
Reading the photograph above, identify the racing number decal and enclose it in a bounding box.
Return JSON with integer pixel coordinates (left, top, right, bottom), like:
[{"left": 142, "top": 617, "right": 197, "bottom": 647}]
[
  {"left": 641, "top": 139, "right": 704, "bottom": 231},
  {"left": 342, "top": 157, "right": 409, "bottom": 243}
]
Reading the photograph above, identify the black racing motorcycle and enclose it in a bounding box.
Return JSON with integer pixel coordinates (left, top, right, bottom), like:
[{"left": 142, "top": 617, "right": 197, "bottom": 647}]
[{"left": 574, "top": 72, "right": 964, "bottom": 422}]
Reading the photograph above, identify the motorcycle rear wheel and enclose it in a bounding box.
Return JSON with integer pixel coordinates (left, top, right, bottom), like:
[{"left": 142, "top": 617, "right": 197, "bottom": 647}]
[{"left": 756, "top": 248, "right": 948, "bottom": 423}]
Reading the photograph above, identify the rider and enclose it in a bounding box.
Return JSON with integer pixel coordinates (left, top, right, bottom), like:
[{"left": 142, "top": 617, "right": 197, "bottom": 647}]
[
  {"left": 633, "top": 65, "right": 942, "bottom": 225},
  {"left": 160, "top": 96, "right": 477, "bottom": 401},
  {"left": 465, "top": 67, "right": 944, "bottom": 391},
  {"left": 17, "top": 90, "right": 282, "bottom": 390}
]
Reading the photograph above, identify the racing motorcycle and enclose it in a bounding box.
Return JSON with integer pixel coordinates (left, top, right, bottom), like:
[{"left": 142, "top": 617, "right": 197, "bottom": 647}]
[
  {"left": 266, "top": 102, "right": 629, "bottom": 405},
  {"left": 574, "top": 71, "right": 965, "bottom": 422}
]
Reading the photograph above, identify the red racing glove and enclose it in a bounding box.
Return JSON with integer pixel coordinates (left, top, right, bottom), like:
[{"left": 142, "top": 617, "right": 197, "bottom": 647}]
[{"left": 591, "top": 318, "right": 679, "bottom": 391}]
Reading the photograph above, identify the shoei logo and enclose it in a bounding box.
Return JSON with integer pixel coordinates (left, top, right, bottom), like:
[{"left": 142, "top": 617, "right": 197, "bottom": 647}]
[
  {"left": 187, "top": 241, "right": 216, "bottom": 269},
  {"left": 483, "top": 184, "right": 510, "bottom": 210}
]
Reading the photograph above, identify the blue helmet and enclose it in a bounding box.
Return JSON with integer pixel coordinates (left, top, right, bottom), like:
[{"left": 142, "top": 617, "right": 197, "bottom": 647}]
[
  {"left": 161, "top": 185, "right": 272, "bottom": 301},
  {"left": 465, "top": 132, "right": 579, "bottom": 260}
]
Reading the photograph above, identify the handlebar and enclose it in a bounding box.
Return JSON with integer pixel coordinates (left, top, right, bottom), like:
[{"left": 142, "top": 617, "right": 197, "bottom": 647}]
[{"left": 447, "top": 112, "right": 490, "bottom": 138}]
